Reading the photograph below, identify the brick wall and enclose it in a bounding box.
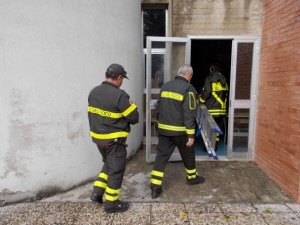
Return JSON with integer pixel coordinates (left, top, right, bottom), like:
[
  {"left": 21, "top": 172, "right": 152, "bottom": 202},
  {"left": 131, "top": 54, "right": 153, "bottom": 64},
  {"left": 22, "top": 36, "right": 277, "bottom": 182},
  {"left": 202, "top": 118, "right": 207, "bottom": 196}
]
[{"left": 256, "top": 0, "right": 300, "bottom": 203}]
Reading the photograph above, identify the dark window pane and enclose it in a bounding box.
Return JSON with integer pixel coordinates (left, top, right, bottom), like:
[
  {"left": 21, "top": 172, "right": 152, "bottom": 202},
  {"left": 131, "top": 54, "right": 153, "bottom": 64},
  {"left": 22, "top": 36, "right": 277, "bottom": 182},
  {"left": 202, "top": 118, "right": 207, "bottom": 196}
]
[
  {"left": 144, "top": 54, "right": 164, "bottom": 88},
  {"left": 143, "top": 9, "right": 166, "bottom": 48},
  {"left": 235, "top": 43, "right": 253, "bottom": 100}
]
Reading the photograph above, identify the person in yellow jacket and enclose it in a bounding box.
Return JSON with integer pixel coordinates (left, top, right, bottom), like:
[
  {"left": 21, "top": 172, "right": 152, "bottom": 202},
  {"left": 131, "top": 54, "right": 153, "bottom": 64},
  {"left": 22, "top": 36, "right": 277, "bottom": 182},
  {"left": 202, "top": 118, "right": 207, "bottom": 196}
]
[
  {"left": 88, "top": 63, "right": 139, "bottom": 213},
  {"left": 199, "top": 63, "right": 229, "bottom": 148},
  {"left": 150, "top": 64, "right": 205, "bottom": 199}
]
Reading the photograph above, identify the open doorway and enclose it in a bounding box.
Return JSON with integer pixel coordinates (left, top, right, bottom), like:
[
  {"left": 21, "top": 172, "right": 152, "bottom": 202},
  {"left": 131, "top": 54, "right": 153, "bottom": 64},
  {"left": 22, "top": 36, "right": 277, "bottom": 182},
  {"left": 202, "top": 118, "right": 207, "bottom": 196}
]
[
  {"left": 145, "top": 36, "right": 259, "bottom": 162},
  {"left": 190, "top": 39, "right": 232, "bottom": 157}
]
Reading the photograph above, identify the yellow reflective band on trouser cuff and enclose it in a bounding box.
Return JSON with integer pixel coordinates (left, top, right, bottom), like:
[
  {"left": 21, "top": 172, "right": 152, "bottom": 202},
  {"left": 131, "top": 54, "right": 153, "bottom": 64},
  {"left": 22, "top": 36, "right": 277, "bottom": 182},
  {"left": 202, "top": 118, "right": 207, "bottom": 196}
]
[
  {"left": 185, "top": 168, "right": 196, "bottom": 174},
  {"left": 187, "top": 175, "right": 197, "bottom": 179},
  {"left": 123, "top": 104, "right": 137, "bottom": 117},
  {"left": 88, "top": 106, "right": 122, "bottom": 118},
  {"left": 151, "top": 170, "right": 164, "bottom": 177},
  {"left": 94, "top": 181, "right": 107, "bottom": 189},
  {"left": 106, "top": 194, "right": 119, "bottom": 201},
  {"left": 90, "top": 131, "right": 129, "bottom": 140},
  {"left": 161, "top": 91, "right": 184, "bottom": 101},
  {"left": 106, "top": 187, "right": 120, "bottom": 195},
  {"left": 151, "top": 178, "right": 162, "bottom": 185},
  {"left": 99, "top": 173, "right": 108, "bottom": 180},
  {"left": 186, "top": 129, "right": 195, "bottom": 135},
  {"left": 158, "top": 123, "right": 186, "bottom": 132}
]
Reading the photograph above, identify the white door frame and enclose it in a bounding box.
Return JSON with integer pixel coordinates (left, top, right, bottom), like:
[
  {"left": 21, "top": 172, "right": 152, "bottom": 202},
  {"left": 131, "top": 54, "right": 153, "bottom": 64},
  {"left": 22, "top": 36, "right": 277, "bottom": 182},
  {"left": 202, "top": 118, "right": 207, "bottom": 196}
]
[
  {"left": 145, "top": 35, "right": 260, "bottom": 162},
  {"left": 145, "top": 36, "right": 189, "bottom": 162},
  {"left": 227, "top": 37, "right": 261, "bottom": 160}
]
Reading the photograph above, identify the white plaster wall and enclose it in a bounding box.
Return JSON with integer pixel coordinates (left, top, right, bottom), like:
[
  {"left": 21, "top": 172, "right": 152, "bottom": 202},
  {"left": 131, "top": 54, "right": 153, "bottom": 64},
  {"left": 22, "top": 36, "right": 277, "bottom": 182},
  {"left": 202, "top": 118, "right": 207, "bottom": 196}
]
[{"left": 0, "top": 0, "right": 143, "bottom": 204}]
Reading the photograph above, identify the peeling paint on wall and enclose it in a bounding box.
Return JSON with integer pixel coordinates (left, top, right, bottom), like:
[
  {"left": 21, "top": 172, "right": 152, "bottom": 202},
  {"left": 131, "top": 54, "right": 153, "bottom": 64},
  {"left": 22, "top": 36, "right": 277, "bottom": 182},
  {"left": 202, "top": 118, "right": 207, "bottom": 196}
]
[{"left": 67, "top": 111, "right": 85, "bottom": 144}]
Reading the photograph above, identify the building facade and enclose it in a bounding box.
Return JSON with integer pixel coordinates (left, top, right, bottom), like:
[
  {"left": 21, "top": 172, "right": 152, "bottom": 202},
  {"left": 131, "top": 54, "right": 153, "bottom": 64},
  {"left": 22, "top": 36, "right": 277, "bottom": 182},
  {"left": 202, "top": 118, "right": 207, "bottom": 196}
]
[{"left": 0, "top": 0, "right": 299, "bottom": 204}]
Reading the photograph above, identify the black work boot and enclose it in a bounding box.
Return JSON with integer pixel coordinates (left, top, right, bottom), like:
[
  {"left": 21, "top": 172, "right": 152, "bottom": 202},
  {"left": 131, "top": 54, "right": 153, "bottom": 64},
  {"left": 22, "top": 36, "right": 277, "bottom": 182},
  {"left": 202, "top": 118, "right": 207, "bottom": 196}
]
[
  {"left": 151, "top": 187, "right": 162, "bottom": 199},
  {"left": 186, "top": 176, "right": 205, "bottom": 185},
  {"left": 90, "top": 192, "right": 103, "bottom": 204},
  {"left": 104, "top": 200, "right": 129, "bottom": 213}
]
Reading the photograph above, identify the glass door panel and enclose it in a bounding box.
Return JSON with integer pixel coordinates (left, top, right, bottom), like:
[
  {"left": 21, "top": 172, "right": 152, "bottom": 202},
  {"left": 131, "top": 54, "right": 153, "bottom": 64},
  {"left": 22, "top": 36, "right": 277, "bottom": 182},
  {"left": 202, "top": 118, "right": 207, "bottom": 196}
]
[
  {"left": 228, "top": 38, "right": 259, "bottom": 160},
  {"left": 145, "top": 37, "right": 188, "bottom": 162},
  {"left": 233, "top": 108, "right": 249, "bottom": 153},
  {"left": 235, "top": 43, "right": 253, "bottom": 99}
]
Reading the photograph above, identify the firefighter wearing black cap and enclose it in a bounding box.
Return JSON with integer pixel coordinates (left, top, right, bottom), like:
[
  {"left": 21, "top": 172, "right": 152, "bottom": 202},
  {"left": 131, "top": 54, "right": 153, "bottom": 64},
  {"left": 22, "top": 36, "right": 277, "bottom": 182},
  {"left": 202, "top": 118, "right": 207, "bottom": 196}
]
[
  {"left": 150, "top": 64, "right": 205, "bottom": 199},
  {"left": 199, "top": 63, "right": 229, "bottom": 147},
  {"left": 88, "top": 63, "right": 139, "bottom": 213}
]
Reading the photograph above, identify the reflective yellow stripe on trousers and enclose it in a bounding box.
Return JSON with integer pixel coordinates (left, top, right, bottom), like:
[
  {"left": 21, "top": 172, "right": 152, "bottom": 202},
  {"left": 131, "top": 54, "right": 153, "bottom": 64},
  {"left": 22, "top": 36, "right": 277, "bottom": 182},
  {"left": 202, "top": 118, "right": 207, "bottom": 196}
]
[
  {"left": 151, "top": 170, "right": 164, "bottom": 186},
  {"left": 105, "top": 187, "right": 120, "bottom": 201}
]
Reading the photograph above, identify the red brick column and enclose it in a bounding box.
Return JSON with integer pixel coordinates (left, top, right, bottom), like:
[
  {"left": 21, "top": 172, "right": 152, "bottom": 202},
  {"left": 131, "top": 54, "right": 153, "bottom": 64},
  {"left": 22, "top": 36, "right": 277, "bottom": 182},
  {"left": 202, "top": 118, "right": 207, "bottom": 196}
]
[{"left": 256, "top": 0, "right": 300, "bottom": 203}]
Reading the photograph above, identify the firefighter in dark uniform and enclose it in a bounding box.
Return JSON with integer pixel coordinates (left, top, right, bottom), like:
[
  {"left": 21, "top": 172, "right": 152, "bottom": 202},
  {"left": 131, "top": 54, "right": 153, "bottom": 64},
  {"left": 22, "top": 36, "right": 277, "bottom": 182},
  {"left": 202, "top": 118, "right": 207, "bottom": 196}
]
[
  {"left": 150, "top": 64, "right": 205, "bottom": 199},
  {"left": 199, "top": 63, "right": 229, "bottom": 147},
  {"left": 88, "top": 63, "right": 139, "bottom": 213}
]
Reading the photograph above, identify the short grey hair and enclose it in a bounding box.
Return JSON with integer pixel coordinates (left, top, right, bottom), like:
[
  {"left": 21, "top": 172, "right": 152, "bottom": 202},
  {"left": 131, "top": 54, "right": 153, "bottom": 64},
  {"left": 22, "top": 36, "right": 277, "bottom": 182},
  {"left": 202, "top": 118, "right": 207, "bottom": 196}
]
[{"left": 178, "top": 64, "right": 193, "bottom": 76}]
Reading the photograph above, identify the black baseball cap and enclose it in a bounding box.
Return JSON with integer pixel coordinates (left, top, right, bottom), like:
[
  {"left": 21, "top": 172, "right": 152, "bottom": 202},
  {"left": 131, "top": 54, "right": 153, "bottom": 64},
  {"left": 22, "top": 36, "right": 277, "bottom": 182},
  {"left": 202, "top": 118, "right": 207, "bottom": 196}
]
[{"left": 105, "top": 63, "right": 128, "bottom": 79}]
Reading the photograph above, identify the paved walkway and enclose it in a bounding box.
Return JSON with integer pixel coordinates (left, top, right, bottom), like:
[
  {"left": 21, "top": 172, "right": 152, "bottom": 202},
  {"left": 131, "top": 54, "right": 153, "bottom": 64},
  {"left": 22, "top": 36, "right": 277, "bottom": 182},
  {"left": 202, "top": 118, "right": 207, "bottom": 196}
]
[
  {"left": 1, "top": 148, "right": 300, "bottom": 224},
  {"left": 1, "top": 201, "right": 300, "bottom": 224}
]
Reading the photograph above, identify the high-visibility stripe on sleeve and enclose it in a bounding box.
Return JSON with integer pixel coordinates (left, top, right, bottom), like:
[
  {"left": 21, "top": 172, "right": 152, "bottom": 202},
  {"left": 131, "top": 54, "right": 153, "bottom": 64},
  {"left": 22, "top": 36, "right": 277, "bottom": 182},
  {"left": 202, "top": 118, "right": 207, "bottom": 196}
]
[
  {"left": 186, "top": 128, "right": 195, "bottom": 135},
  {"left": 122, "top": 104, "right": 137, "bottom": 117}
]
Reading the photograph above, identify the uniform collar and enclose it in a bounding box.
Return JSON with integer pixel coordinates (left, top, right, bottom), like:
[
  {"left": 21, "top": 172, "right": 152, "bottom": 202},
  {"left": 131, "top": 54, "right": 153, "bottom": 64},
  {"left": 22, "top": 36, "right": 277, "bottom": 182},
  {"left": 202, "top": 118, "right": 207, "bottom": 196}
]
[
  {"left": 102, "top": 81, "right": 119, "bottom": 88},
  {"left": 175, "top": 75, "right": 190, "bottom": 83}
]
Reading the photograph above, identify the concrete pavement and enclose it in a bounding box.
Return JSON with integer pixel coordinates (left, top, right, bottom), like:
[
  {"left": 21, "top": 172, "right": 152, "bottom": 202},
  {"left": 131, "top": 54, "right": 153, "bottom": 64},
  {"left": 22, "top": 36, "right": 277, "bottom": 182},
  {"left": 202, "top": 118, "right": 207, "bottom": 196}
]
[{"left": 1, "top": 147, "right": 300, "bottom": 224}]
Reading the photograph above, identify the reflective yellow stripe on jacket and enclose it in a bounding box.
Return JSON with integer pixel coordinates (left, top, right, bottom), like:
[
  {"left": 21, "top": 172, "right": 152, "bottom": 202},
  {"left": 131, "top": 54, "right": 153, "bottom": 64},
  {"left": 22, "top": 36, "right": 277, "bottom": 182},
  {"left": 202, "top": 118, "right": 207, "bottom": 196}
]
[
  {"left": 161, "top": 91, "right": 184, "bottom": 101},
  {"left": 123, "top": 104, "right": 137, "bottom": 117},
  {"left": 212, "top": 82, "right": 228, "bottom": 110},
  {"left": 208, "top": 109, "right": 227, "bottom": 116},
  {"left": 88, "top": 106, "right": 122, "bottom": 118},
  {"left": 158, "top": 123, "right": 195, "bottom": 134},
  {"left": 88, "top": 104, "right": 137, "bottom": 119},
  {"left": 212, "top": 82, "right": 228, "bottom": 92},
  {"left": 90, "top": 131, "right": 129, "bottom": 140},
  {"left": 189, "top": 92, "right": 196, "bottom": 110}
]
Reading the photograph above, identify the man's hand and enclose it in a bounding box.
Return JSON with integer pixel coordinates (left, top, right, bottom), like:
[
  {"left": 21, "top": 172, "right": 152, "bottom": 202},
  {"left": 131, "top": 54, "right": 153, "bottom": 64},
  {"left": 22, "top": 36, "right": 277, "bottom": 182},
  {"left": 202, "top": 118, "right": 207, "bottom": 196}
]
[{"left": 186, "top": 138, "right": 194, "bottom": 147}]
